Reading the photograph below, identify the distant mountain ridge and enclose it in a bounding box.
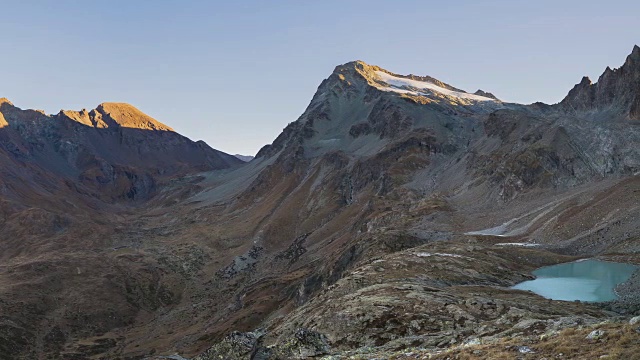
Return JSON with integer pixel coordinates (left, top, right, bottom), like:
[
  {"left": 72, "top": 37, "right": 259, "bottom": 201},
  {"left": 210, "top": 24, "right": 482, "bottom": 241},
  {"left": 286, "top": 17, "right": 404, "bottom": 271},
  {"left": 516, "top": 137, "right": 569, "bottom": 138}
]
[
  {"left": 186, "top": 46, "right": 640, "bottom": 358},
  {"left": 0, "top": 100, "right": 242, "bottom": 202},
  {"left": 233, "top": 154, "right": 254, "bottom": 162}
]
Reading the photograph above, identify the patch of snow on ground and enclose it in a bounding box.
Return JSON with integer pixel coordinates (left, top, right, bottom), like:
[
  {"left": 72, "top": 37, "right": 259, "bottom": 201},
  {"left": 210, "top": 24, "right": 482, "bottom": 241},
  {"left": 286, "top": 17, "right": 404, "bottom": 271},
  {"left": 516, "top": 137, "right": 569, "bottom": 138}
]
[
  {"left": 415, "top": 252, "right": 464, "bottom": 258},
  {"left": 375, "top": 71, "right": 496, "bottom": 102},
  {"left": 464, "top": 226, "right": 510, "bottom": 237},
  {"left": 464, "top": 196, "right": 570, "bottom": 237},
  {"left": 495, "top": 243, "right": 539, "bottom": 247},
  {"left": 318, "top": 138, "right": 340, "bottom": 144}
]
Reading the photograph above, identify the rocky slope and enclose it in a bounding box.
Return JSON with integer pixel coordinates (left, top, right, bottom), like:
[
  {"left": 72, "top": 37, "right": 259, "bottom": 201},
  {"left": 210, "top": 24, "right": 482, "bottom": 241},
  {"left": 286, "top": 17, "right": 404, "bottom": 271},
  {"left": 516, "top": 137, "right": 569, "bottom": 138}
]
[
  {"left": 0, "top": 101, "right": 242, "bottom": 359},
  {"left": 3, "top": 47, "right": 640, "bottom": 360},
  {"left": 234, "top": 155, "right": 255, "bottom": 162}
]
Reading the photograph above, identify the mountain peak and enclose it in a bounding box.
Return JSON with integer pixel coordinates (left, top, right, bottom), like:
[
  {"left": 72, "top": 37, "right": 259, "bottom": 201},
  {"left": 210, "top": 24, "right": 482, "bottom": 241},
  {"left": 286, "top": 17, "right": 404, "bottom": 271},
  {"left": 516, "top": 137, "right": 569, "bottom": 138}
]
[
  {"left": 330, "top": 61, "right": 468, "bottom": 96},
  {"left": 474, "top": 89, "right": 500, "bottom": 100},
  {"left": 94, "top": 102, "right": 174, "bottom": 131},
  {"left": 257, "top": 59, "right": 503, "bottom": 159},
  {"left": 330, "top": 60, "right": 378, "bottom": 80},
  {"left": 334, "top": 59, "right": 371, "bottom": 69},
  {"left": 579, "top": 76, "right": 592, "bottom": 85},
  {"left": 0, "top": 97, "right": 13, "bottom": 106},
  {"left": 342, "top": 59, "right": 370, "bottom": 67},
  {"left": 97, "top": 102, "right": 139, "bottom": 110},
  {"left": 329, "top": 60, "right": 501, "bottom": 105},
  {"left": 561, "top": 45, "right": 640, "bottom": 119},
  {"left": 625, "top": 44, "right": 640, "bottom": 65}
]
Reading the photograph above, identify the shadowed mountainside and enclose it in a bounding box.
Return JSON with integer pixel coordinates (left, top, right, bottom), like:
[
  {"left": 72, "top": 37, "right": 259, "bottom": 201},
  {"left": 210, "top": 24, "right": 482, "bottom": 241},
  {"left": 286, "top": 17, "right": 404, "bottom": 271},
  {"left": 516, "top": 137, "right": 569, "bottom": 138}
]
[{"left": 0, "top": 101, "right": 243, "bottom": 358}]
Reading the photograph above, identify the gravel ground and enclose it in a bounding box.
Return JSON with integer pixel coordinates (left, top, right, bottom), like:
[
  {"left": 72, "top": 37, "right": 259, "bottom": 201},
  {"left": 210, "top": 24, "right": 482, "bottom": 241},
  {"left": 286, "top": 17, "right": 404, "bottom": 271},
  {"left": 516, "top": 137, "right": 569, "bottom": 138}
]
[{"left": 601, "top": 268, "right": 640, "bottom": 314}]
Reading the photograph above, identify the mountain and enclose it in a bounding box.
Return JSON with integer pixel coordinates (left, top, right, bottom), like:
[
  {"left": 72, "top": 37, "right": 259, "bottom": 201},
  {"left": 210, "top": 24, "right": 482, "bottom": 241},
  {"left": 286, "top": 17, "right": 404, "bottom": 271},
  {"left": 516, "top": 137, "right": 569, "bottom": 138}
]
[
  {"left": 3, "top": 48, "right": 640, "bottom": 359},
  {"left": 561, "top": 45, "right": 640, "bottom": 120}
]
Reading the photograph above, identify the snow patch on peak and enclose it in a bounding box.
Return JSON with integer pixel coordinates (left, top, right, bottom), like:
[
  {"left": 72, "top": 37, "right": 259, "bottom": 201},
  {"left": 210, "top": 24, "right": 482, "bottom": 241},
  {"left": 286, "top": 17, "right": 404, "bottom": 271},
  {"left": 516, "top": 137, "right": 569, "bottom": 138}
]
[{"left": 374, "top": 71, "right": 498, "bottom": 102}]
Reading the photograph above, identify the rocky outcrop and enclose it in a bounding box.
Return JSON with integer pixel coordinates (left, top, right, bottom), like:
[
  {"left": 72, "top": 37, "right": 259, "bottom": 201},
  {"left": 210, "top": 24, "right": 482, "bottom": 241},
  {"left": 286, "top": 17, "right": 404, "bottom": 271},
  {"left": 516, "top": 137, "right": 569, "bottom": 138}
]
[
  {"left": 181, "top": 47, "right": 640, "bottom": 360},
  {"left": 561, "top": 45, "right": 640, "bottom": 120},
  {"left": 255, "top": 59, "right": 492, "bottom": 162},
  {"left": 194, "top": 330, "right": 268, "bottom": 360},
  {"left": 474, "top": 89, "right": 499, "bottom": 100},
  {"left": 194, "top": 329, "right": 329, "bottom": 360},
  {"left": 94, "top": 102, "right": 175, "bottom": 131}
]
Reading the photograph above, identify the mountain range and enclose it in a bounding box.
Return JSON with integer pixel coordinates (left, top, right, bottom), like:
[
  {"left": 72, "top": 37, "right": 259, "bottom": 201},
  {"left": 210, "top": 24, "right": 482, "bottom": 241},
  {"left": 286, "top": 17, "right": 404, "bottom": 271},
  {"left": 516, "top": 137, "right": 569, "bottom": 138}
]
[{"left": 2, "top": 47, "right": 640, "bottom": 359}]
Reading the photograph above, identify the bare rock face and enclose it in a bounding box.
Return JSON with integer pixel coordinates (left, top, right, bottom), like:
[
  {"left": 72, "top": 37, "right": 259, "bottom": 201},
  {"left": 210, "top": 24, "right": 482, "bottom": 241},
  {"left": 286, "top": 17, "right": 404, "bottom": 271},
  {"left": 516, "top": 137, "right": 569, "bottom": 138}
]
[
  {"left": 186, "top": 48, "right": 640, "bottom": 360},
  {"left": 193, "top": 330, "right": 266, "bottom": 360},
  {"left": 474, "top": 89, "right": 499, "bottom": 100},
  {"left": 193, "top": 328, "right": 329, "bottom": 360},
  {"left": 562, "top": 45, "right": 640, "bottom": 120}
]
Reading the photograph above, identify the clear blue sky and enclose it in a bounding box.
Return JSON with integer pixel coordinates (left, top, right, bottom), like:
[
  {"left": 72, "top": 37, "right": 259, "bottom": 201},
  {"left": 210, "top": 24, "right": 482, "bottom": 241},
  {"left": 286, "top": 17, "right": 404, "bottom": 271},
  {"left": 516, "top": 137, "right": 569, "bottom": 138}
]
[{"left": 3, "top": 0, "right": 640, "bottom": 155}]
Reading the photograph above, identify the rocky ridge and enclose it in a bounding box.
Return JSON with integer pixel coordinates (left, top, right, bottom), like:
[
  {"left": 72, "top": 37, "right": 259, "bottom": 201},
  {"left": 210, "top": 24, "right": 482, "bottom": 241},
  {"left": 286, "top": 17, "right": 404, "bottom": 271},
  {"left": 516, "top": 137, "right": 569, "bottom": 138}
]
[{"left": 562, "top": 45, "right": 640, "bottom": 120}]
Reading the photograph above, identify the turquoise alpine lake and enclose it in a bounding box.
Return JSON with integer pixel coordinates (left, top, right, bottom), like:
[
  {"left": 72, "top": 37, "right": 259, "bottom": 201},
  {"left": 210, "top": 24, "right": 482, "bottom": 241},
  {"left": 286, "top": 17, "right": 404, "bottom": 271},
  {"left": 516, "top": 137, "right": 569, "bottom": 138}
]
[{"left": 511, "top": 259, "right": 638, "bottom": 302}]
